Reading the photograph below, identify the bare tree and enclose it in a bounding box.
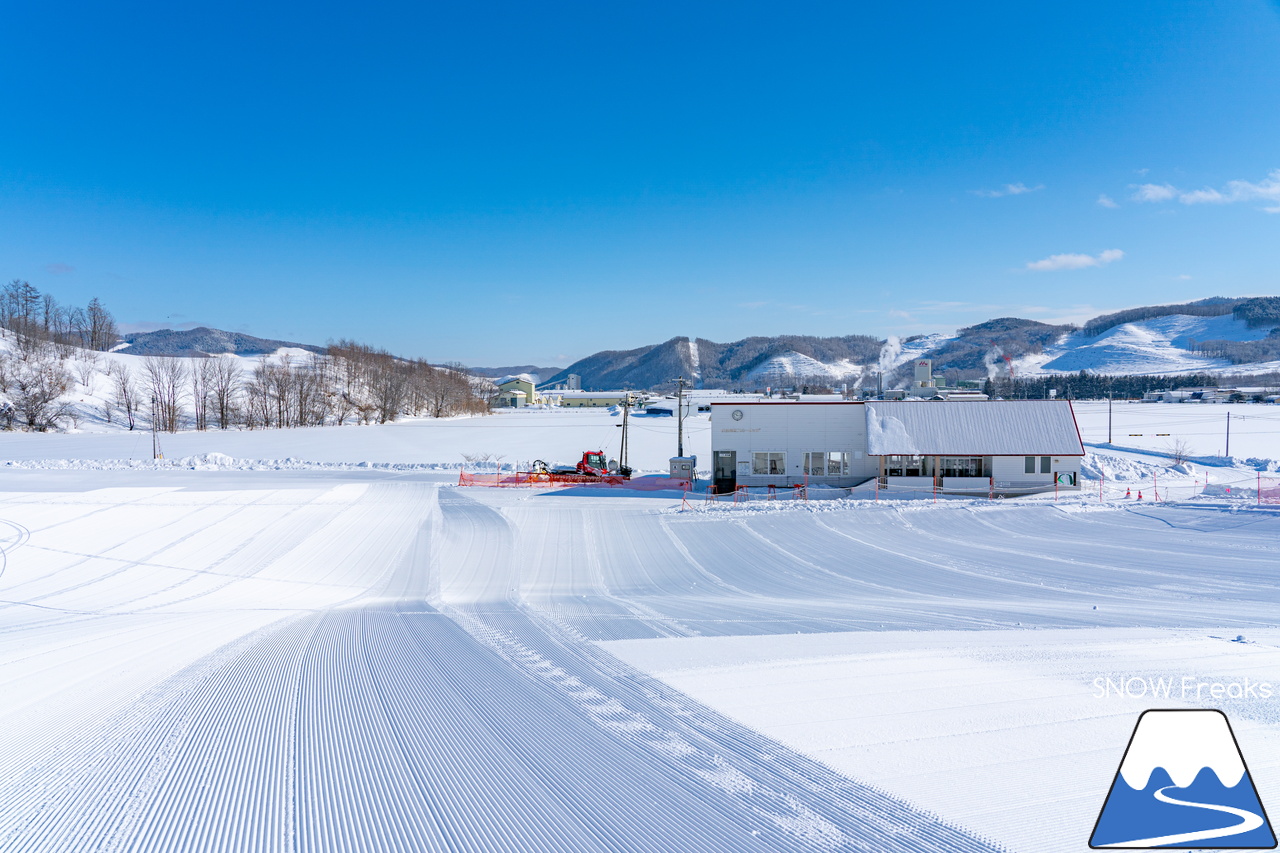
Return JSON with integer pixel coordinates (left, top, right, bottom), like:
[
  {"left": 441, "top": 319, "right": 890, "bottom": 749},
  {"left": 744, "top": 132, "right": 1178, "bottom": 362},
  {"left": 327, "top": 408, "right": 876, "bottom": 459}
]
[
  {"left": 86, "top": 297, "right": 118, "bottom": 351},
  {"left": 74, "top": 351, "right": 100, "bottom": 393},
  {"left": 9, "top": 341, "right": 71, "bottom": 430},
  {"left": 143, "top": 356, "right": 187, "bottom": 432},
  {"left": 208, "top": 357, "right": 243, "bottom": 429},
  {"left": 1, "top": 280, "right": 42, "bottom": 339},
  {"left": 190, "top": 357, "right": 216, "bottom": 431},
  {"left": 1166, "top": 437, "right": 1193, "bottom": 466},
  {"left": 110, "top": 362, "right": 139, "bottom": 430}
]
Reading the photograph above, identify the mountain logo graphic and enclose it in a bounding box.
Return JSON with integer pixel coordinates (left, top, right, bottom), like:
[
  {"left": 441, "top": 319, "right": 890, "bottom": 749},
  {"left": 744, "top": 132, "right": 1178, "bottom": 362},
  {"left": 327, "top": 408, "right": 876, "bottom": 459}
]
[{"left": 1091, "top": 709, "right": 1276, "bottom": 849}]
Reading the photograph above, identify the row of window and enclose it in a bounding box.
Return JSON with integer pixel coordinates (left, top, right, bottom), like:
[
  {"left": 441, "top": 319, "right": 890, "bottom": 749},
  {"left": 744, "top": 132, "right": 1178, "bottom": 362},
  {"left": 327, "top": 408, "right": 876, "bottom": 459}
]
[
  {"left": 749, "top": 451, "right": 852, "bottom": 476},
  {"left": 746, "top": 453, "right": 1056, "bottom": 477},
  {"left": 883, "top": 455, "right": 985, "bottom": 478}
]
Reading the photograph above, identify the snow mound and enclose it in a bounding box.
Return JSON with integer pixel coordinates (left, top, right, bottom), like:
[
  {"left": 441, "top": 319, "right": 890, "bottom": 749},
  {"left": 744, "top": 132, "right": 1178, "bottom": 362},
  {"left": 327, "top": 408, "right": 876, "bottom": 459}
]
[
  {"left": 2, "top": 454, "right": 460, "bottom": 472},
  {"left": 1080, "top": 452, "right": 1174, "bottom": 483}
]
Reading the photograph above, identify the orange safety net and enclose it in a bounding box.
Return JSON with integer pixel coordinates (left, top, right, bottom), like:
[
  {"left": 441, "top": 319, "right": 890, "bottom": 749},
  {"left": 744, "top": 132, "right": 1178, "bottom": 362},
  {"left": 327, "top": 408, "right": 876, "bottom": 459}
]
[{"left": 458, "top": 470, "right": 628, "bottom": 488}]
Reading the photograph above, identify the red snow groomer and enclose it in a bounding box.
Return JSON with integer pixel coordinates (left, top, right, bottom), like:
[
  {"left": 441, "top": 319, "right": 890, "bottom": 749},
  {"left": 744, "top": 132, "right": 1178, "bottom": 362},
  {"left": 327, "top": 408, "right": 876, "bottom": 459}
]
[{"left": 538, "top": 451, "right": 629, "bottom": 484}]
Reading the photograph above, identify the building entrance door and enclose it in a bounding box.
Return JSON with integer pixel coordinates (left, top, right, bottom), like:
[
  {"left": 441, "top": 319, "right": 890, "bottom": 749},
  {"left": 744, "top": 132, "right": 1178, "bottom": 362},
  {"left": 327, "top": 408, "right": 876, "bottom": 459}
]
[{"left": 713, "top": 450, "right": 737, "bottom": 494}]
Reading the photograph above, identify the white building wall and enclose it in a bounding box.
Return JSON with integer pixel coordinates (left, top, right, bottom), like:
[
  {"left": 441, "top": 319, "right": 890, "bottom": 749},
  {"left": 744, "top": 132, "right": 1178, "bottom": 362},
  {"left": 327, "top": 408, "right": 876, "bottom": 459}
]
[
  {"left": 710, "top": 403, "right": 877, "bottom": 487},
  {"left": 990, "top": 454, "right": 1082, "bottom": 490}
]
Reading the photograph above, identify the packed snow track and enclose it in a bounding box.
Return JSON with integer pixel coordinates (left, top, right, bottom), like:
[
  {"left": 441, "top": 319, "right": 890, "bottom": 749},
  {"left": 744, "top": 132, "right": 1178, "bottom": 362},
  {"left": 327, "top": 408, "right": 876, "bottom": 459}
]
[{"left": 1, "top": 471, "right": 1277, "bottom": 851}]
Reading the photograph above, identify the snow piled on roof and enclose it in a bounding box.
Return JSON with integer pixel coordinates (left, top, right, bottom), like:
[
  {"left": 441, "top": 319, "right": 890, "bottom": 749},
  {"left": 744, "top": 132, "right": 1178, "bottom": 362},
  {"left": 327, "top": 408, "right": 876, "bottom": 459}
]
[
  {"left": 865, "top": 405, "right": 919, "bottom": 455},
  {"left": 494, "top": 373, "right": 537, "bottom": 387},
  {"left": 866, "top": 401, "right": 1083, "bottom": 456}
]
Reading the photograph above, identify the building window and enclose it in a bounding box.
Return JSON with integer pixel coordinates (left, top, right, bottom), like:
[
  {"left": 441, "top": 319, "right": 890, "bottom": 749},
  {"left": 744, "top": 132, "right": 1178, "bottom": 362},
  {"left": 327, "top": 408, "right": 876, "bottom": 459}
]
[
  {"left": 1041, "top": 456, "right": 1051, "bottom": 474},
  {"left": 885, "top": 455, "right": 928, "bottom": 477},
  {"left": 752, "top": 452, "right": 786, "bottom": 475},
  {"left": 804, "top": 451, "right": 850, "bottom": 476},
  {"left": 940, "top": 456, "right": 983, "bottom": 478},
  {"left": 1024, "top": 456, "right": 1035, "bottom": 474}
]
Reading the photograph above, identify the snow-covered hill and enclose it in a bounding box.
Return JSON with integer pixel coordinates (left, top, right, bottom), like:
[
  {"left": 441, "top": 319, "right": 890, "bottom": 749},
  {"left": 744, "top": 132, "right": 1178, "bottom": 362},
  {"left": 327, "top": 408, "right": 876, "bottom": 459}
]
[
  {"left": 1019, "top": 314, "right": 1279, "bottom": 376},
  {"left": 745, "top": 351, "right": 863, "bottom": 383}
]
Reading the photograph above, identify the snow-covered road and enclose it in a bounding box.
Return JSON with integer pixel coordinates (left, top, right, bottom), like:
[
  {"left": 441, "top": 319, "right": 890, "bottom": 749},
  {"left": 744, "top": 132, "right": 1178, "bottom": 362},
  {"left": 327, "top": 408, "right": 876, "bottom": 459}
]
[{"left": 2, "top": 472, "right": 1278, "bottom": 851}]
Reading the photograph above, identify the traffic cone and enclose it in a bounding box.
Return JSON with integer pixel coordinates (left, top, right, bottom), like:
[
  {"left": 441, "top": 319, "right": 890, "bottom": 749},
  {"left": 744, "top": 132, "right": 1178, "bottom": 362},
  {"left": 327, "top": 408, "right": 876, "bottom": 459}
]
[
  {"left": 1125, "top": 488, "right": 1131, "bottom": 499},
  {"left": 1137, "top": 490, "right": 1143, "bottom": 500}
]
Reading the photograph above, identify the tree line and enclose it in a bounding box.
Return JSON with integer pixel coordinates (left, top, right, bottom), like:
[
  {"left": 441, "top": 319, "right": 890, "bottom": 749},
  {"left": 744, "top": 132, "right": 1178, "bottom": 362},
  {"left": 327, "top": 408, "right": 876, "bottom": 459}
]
[
  {"left": 0, "top": 281, "right": 492, "bottom": 432},
  {"left": 0, "top": 280, "right": 118, "bottom": 354},
  {"left": 979, "top": 371, "right": 1233, "bottom": 400}
]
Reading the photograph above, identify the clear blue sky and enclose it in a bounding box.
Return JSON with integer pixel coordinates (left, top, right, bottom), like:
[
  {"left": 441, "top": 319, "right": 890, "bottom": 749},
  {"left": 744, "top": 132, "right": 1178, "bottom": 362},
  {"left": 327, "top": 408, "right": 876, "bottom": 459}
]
[{"left": 3, "top": 1, "right": 1278, "bottom": 367}]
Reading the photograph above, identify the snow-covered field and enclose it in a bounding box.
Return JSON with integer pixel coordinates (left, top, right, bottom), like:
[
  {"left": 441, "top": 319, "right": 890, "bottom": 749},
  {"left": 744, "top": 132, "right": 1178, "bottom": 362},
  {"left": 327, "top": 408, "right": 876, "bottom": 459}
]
[
  {"left": 1, "top": 405, "right": 1279, "bottom": 852},
  {"left": 1074, "top": 400, "right": 1280, "bottom": 463},
  {"left": 0, "top": 407, "right": 714, "bottom": 474}
]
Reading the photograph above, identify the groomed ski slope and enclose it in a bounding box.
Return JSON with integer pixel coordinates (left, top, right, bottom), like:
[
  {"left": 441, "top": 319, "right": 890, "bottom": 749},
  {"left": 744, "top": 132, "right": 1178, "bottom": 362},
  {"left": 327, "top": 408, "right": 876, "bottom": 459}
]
[{"left": 1, "top": 467, "right": 1278, "bottom": 851}]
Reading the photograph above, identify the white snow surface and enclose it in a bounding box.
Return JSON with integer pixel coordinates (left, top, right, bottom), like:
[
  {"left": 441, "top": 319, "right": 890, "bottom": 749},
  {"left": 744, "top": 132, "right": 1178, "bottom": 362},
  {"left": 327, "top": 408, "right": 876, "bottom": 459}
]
[
  {"left": 0, "top": 408, "right": 715, "bottom": 474},
  {"left": 1119, "top": 710, "right": 1246, "bottom": 789},
  {"left": 1073, "top": 400, "right": 1280, "bottom": 466},
  {"left": 0, "top": 403, "right": 1279, "bottom": 852}
]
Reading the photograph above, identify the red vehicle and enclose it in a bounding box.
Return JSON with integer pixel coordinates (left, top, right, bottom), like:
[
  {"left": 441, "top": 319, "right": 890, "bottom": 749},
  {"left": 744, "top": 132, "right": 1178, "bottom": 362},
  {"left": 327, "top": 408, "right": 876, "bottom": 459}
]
[
  {"left": 577, "top": 451, "right": 610, "bottom": 477},
  {"left": 541, "top": 451, "right": 627, "bottom": 480}
]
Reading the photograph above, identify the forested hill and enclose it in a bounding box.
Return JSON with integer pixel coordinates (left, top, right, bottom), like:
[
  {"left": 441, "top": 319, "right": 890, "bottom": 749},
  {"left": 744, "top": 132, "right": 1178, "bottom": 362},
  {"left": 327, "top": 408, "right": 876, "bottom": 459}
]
[
  {"left": 119, "top": 327, "right": 326, "bottom": 357},
  {"left": 543, "top": 296, "right": 1280, "bottom": 390}
]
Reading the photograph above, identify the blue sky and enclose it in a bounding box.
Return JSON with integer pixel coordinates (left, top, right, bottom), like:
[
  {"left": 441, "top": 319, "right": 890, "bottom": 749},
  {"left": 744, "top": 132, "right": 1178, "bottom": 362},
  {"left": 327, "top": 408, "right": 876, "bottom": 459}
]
[{"left": 3, "top": 1, "right": 1278, "bottom": 367}]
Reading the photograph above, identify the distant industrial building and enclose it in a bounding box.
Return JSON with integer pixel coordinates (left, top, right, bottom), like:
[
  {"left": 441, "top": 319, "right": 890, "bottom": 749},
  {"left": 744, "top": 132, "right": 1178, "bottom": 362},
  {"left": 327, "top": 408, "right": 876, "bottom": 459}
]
[
  {"left": 1141, "top": 387, "right": 1260, "bottom": 403},
  {"left": 541, "top": 390, "right": 629, "bottom": 407},
  {"left": 710, "top": 399, "right": 1083, "bottom": 495},
  {"left": 494, "top": 375, "right": 540, "bottom": 407},
  {"left": 494, "top": 375, "right": 631, "bottom": 408},
  {"left": 882, "top": 359, "right": 988, "bottom": 401}
]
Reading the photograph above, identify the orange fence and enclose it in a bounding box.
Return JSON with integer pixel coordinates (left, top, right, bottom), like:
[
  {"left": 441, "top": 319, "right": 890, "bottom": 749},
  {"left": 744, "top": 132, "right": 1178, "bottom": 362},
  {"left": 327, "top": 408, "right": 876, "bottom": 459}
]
[
  {"left": 461, "top": 468, "right": 1280, "bottom": 506},
  {"left": 458, "top": 470, "right": 629, "bottom": 488}
]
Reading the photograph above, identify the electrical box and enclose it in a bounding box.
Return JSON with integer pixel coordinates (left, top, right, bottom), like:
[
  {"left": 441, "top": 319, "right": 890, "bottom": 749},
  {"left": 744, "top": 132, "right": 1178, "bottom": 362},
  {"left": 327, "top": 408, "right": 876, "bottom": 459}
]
[{"left": 669, "top": 455, "right": 696, "bottom": 481}]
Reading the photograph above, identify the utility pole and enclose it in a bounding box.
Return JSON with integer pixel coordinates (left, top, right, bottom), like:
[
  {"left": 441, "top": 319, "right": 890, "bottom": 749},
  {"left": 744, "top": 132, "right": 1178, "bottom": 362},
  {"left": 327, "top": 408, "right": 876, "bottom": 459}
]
[
  {"left": 620, "top": 391, "right": 630, "bottom": 473},
  {"left": 1226, "top": 411, "right": 1231, "bottom": 458},
  {"left": 675, "top": 373, "right": 686, "bottom": 458},
  {"left": 1108, "top": 390, "right": 1113, "bottom": 445}
]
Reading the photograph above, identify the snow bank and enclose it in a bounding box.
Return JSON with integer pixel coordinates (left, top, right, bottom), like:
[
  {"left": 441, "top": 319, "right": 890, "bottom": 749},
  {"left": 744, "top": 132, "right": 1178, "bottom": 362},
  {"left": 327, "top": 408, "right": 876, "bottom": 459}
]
[{"left": 2, "top": 453, "right": 461, "bottom": 472}]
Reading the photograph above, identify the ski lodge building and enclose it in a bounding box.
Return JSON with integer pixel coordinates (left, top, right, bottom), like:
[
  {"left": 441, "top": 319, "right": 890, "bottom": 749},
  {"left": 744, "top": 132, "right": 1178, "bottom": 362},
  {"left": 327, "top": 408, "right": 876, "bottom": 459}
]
[{"left": 709, "top": 400, "right": 1084, "bottom": 495}]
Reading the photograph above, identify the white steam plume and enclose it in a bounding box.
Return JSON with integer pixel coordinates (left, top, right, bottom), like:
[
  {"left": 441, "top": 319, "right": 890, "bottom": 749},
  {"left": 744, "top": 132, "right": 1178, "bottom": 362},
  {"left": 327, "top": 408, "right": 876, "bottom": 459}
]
[
  {"left": 877, "top": 336, "right": 902, "bottom": 376},
  {"left": 983, "top": 345, "right": 1004, "bottom": 381}
]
